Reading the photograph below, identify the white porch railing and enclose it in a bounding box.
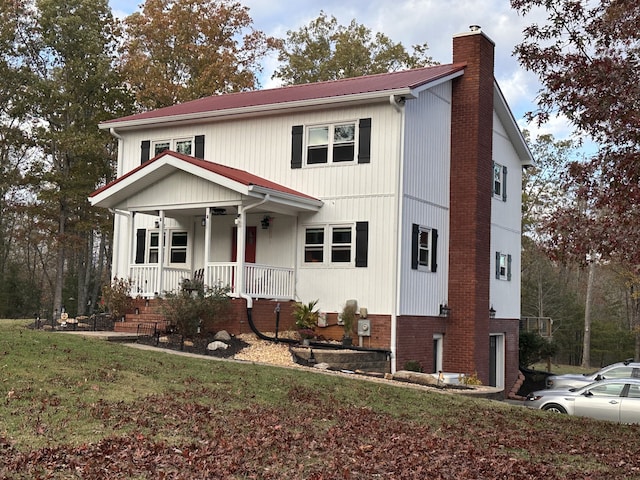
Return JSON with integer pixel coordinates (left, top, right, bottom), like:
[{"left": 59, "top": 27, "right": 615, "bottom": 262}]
[
  {"left": 129, "top": 266, "right": 191, "bottom": 296},
  {"left": 244, "top": 263, "right": 295, "bottom": 299},
  {"left": 129, "top": 263, "right": 294, "bottom": 299}
]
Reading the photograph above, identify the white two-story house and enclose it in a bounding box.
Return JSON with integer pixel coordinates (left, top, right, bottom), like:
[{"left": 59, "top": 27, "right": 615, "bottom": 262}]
[{"left": 90, "top": 27, "right": 532, "bottom": 390}]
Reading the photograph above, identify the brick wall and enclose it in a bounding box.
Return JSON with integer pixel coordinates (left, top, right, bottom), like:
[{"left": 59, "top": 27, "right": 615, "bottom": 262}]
[
  {"left": 396, "top": 316, "right": 447, "bottom": 373},
  {"left": 446, "top": 29, "right": 495, "bottom": 383},
  {"left": 490, "top": 318, "right": 521, "bottom": 393}
]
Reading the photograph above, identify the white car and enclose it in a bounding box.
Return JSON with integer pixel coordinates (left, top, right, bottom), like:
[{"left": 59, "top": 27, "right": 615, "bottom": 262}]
[
  {"left": 526, "top": 379, "right": 640, "bottom": 423},
  {"left": 545, "top": 360, "right": 640, "bottom": 389}
]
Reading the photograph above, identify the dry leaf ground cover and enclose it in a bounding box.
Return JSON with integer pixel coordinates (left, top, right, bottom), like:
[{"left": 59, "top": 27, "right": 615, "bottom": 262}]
[{"left": 1, "top": 320, "right": 639, "bottom": 479}]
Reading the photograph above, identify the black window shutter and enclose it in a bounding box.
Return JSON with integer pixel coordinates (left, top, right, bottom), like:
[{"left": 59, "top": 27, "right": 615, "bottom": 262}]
[
  {"left": 141, "top": 140, "right": 151, "bottom": 164},
  {"left": 358, "top": 118, "right": 371, "bottom": 164},
  {"left": 495, "top": 251, "right": 501, "bottom": 279},
  {"left": 291, "top": 125, "right": 303, "bottom": 169},
  {"left": 195, "top": 135, "right": 205, "bottom": 159},
  {"left": 502, "top": 165, "right": 508, "bottom": 202},
  {"left": 355, "top": 221, "right": 368, "bottom": 267},
  {"left": 411, "top": 223, "right": 419, "bottom": 270},
  {"left": 431, "top": 228, "right": 438, "bottom": 272},
  {"left": 507, "top": 254, "right": 512, "bottom": 281},
  {"left": 135, "top": 229, "right": 146, "bottom": 264}
]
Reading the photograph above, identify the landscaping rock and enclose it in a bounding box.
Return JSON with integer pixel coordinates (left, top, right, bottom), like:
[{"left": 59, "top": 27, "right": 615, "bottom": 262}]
[
  {"left": 207, "top": 340, "right": 229, "bottom": 351},
  {"left": 214, "top": 330, "right": 231, "bottom": 342}
]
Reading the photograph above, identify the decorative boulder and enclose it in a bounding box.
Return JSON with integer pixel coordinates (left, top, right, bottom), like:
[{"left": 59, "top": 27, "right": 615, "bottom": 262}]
[
  {"left": 214, "top": 330, "right": 232, "bottom": 342},
  {"left": 207, "top": 341, "right": 229, "bottom": 351}
]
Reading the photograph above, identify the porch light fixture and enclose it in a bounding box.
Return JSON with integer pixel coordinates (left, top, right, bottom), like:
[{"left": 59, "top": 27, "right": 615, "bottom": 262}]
[
  {"left": 201, "top": 217, "right": 206, "bottom": 227},
  {"left": 489, "top": 306, "right": 496, "bottom": 319},
  {"left": 261, "top": 215, "right": 272, "bottom": 229},
  {"left": 439, "top": 304, "right": 451, "bottom": 318}
]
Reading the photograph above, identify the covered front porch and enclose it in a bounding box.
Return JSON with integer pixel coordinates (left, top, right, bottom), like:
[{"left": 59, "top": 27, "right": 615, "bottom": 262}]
[{"left": 90, "top": 151, "right": 323, "bottom": 300}]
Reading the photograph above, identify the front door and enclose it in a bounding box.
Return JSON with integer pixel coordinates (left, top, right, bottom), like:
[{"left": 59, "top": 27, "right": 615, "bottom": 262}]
[{"left": 231, "top": 226, "right": 257, "bottom": 262}]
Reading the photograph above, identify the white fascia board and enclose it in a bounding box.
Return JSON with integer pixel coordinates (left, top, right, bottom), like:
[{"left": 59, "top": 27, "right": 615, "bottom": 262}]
[
  {"left": 494, "top": 81, "right": 534, "bottom": 166},
  {"left": 99, "top": 89, "right": 416, "bottom": 131},
  {"left": 409, "top": 70, "right": 465, "bottom": 96}
]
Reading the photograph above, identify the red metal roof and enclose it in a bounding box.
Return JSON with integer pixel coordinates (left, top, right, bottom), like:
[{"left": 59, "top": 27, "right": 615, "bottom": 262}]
[
  {"left": 102, "top": 63, "right": 465, "bottom": 126},
  {"left": 90, "top": 150, "right": 320, "bottom": 202}
]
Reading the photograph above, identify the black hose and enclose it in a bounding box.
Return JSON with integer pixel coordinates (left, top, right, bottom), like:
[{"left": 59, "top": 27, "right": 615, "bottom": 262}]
[{"left": 246, "top": 307, "right": 298, "bottom": 344}]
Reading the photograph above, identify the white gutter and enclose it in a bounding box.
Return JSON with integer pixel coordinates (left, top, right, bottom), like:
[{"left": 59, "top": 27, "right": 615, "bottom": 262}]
[
  {"left": 391, "top": 95, "right": 406, "bottom": 373},
  {"left": 99, "top": 89, "right": 418, "bottom": 131}
]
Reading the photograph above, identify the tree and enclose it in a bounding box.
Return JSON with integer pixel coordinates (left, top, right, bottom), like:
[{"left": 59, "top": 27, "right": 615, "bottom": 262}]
[
  {"left": 24, "top": 0, "right": 132, "bottom": 317},
  {"left": 513, "top": 0, "right": 640, "bottom": 361},
  {"left": 118, "top": 0, "right": 280, "bottom": 110},
  {"left": 273, "top": 11, "right": 436, "bottom": 85}
]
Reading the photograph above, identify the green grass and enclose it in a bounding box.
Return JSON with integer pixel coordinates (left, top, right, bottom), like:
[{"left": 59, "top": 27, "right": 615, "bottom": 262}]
[
  {"left": 1, "top": 319, "right": 639, "bottom": 479},
  {"left": 530, "top": 362, "right": 597, "bottom": 375}
]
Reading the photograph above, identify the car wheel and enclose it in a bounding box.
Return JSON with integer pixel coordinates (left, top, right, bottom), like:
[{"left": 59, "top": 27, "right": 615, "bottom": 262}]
[{"left": 542, "top": 403, "right": 567, "bottom": 414}]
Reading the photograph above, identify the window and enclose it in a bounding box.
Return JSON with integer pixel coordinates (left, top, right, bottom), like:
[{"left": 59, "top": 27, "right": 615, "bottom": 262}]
[
  {"left": 304, "top": 228, "right": 324, "bottom": 262},
  {"left": 137, "top": 230, "right": 188, "bottom": 264},
  {"left": 141, "top": 135, "right": 205, "bottom": 164},
  {"left": 170, "top": 231, "right": 188, "bottom": 263},
  {"left": 307, "top": 122, "right": 356, "bottom": 164},
  {"left": 495, "top": 252, "right": 512, "bottom": 280},
  {"left": 291, "top": 119, "right": 371, "bottom": 168},
  {"left": 154, "top": 139, "right": 194, "bottom": 157},
  {"left": 493, "top": 162, "right": 508, "bottom": 201},
  {"left": 331, "top": 227, "right": 352, "bottom": 262},
  {"left": 303, "top": 222, "right": 368, "bottom": 267},
  {"left": 411, "top": 224, "right": 438, "bottom": 272},
  {"left": 588, "top": 383, "right": 625, "bottom": 397},
  {"left": 153, "top": 141, "right": 170, "bottom": 156},
  {"left": 175, "top": 139, "right": 193, "bottom": 155},
  {"left": 149, "top": 232, "right": 161, "bottom": 264}
]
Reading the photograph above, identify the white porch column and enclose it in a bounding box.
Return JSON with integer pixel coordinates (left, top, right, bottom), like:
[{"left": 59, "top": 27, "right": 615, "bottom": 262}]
[
  {"left": 157, "top": 210, "right": 165, "bottom": 295},
  {"left": 204, "top": 207, "right": 211, "bottom": 285},
  {"left": 129, "top": 212, "right": 136, "bottom": 266},
  {"left": 235, "top": 207, "right": 246, "bottom": 295}
]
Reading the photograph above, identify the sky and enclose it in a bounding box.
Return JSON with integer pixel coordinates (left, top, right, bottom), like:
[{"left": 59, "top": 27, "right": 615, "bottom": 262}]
[{"left": 108, "top": 0, "right": 583, "bottom": 149}]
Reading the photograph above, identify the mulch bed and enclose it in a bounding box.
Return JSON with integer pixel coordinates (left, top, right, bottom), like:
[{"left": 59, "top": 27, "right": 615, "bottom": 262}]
[{"left": 135, "top": 333, "right": 249, "bottom": 358}]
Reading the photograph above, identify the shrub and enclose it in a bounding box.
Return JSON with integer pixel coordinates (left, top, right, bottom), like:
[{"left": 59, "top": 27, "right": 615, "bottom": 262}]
[
  {"left": 101, "top": 277, "right": 134, "bottom": 320},
  {"left": 162, "top": 284, "right": 231, "bottom": 337},
  {"left": 292, "top": 300, "right": 319, "bottom": 330},
  {"left": 404, "top": 360, "right": 424, "bottom": 372},
  {"left": 340, "top": 302, "right": 358, "bottom": 339}
]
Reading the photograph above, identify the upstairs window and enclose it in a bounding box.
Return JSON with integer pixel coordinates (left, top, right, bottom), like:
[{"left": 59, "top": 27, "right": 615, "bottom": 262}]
[
  {"left": 141, "top": 135, "right": 205, "bottom": 164},
  {"left": 307, "top": 123, "right": 356, "bottom": 164},
  {"left": 411, "top": 224, "right": 438, "bottom": 272},
  {"left": 493, "top": 162, "right": 508, "bottom": 201},
  {"left": 495, "top": 251, "right": 512, "bottom": 281},
  {"left": 291, "top": 119, "right": 371, "bottom": 168}
]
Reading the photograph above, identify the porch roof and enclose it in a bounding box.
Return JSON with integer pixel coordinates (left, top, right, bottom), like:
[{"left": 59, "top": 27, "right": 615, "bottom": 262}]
[{"left": 89, "top": 150, "right": 323, "bottom": 214}]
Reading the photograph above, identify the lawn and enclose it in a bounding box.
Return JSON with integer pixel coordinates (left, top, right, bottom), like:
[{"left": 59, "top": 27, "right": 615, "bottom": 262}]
[{"left": 1, "top": 319, "right": 639, "bottom": 479}]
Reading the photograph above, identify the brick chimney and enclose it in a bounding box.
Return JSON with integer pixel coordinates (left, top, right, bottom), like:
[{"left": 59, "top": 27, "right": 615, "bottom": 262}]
[{"left": 445, "top": 27, "right": 495, "bottom": 382}]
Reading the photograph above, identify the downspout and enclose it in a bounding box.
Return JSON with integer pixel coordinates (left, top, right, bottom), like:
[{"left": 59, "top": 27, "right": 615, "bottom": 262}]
[
  {"left": 390, "top": 94, "right": 406, "bottom": 373},
  {"left": 237, "top": 195, "right": 275, "bottom": 340}
]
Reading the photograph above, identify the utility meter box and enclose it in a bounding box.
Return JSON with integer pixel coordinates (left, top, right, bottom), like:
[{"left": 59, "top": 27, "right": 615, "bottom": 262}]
[{"left": 357, "top": 319, "right": 371, "bottom": 337}]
